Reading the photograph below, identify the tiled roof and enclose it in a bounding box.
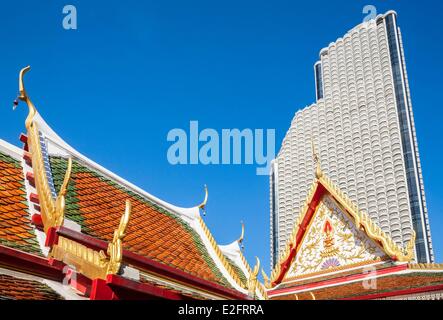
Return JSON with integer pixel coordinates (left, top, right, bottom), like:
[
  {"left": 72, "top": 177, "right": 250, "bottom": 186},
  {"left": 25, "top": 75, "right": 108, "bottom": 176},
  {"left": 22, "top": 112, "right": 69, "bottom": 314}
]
[
  {"left": 0, "top": 152, "right": 41, "bottom": 255},
  {"left": 271, "top": 272, "right": 443, "bottom": 300},
  {"left": 0, "top": 273, "right": 63, "bottom": 300},
  {"left": 49, "top": 157, "right": 230, "bottom": 288}
]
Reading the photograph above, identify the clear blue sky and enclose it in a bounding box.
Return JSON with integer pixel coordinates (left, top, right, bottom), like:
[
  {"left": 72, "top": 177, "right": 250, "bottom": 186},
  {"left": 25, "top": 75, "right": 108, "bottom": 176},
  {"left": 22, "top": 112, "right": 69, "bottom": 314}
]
[{"left": 0, "top": 0, "right": 442, "bottom": 272}]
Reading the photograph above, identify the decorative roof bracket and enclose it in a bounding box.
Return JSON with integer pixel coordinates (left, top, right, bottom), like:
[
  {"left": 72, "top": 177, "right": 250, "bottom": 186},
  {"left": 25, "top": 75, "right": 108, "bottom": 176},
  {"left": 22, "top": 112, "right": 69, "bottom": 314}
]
[{"left": 197, "top": 184, "right": 208, "bottom": 215}]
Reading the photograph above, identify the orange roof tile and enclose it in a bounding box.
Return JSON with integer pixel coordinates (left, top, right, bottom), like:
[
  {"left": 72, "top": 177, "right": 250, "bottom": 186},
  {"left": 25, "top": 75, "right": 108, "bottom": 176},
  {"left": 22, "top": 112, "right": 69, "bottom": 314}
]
[
  {"left": 50, "top": 157, "right": 230, "bottom": 288},
  {"left": 0, "top": 274, "right": 63, "bottom": 300},
  {"left": 0, "top": 152, "right": 41, "bottom": 255}
]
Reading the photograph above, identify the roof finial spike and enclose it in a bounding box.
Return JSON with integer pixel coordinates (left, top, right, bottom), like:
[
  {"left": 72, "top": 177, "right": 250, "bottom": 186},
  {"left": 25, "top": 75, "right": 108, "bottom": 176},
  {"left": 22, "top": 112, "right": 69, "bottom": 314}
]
[
  {"left": 106, "top": 199, "right": 132, "bottom": 275},
  {"left": 198, "top": 184, "right": 208, "bottom": 216},
  {"left": 53, "top": 157, "right": 73, "bottom": 227},
  {"left": 237, "top": 220, "right": 245, "bottom": 250},
  {"left": 311, "top": 139, "right": 323, "bottom": 179}
]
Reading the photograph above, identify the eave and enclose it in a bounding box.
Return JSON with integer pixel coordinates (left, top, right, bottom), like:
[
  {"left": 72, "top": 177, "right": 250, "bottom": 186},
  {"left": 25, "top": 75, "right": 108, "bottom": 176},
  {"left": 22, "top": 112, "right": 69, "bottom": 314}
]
[{"left": 269, "top": 167, "right": 416, "bottom": 287}]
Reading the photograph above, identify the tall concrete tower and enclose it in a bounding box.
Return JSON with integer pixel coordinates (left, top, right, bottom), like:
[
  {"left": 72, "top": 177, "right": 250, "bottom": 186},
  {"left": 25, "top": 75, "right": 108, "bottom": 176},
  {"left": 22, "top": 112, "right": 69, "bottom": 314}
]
[{"left": 271, "top": 11, "right": 433, "bottom": 266}]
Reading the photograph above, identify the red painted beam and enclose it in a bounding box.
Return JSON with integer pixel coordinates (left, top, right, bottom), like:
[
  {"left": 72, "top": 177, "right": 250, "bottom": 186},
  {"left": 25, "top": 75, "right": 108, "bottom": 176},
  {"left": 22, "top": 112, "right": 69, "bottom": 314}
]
[
  {"left": 55, "top": 226, "right": 249, "bottom": 300},
  {"left": 0, "top": 245, "right": 65, "bottom": 282}
]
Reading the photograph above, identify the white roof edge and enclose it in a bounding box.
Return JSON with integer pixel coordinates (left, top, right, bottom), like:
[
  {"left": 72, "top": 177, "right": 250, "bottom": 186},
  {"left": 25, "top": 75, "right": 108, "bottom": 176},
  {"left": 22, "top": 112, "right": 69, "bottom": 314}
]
[
  {"left": 33, "top": 113, "right": 201, "bottom": 222},
  {"left": 0, "top": 139, "right": 23, "bottom": 160}
]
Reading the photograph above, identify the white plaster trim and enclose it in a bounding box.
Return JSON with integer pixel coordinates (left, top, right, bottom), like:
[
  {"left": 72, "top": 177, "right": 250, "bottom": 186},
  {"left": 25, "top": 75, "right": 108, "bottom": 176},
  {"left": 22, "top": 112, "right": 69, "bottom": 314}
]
[
  {"left": 0, "top": 139, "right": 22, "bottom": 160},
  {"left": 191, "top": 219, "right": 248, "bottom": 295},
  {"left": 63, "top": 218, "right": 82, "bottom": 233}
]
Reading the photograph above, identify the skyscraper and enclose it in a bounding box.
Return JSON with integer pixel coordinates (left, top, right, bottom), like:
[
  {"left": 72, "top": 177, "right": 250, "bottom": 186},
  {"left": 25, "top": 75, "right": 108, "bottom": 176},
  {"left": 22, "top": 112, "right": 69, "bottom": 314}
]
[{"left": 270, "top": 10, "right": 433, "bottom": 266}]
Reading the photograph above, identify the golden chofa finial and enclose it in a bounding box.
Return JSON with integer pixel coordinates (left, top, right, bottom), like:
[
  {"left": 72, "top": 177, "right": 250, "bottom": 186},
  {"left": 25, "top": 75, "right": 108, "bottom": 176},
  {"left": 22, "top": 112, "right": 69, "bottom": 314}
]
[
  {"left": 248, "top": 257, "right": 260, "bottom": 297},
  {"left": 311, "top": 139, "right": 322, "bottom": 179},
  {"left": 15, "top": 66, "right": 37, "bottom": 131},
  {"left": 198, "top": 184, "right": 208, "bottom": 216},
  {"left": 237, "top": 221, "right": 245, "bottom": 250}
]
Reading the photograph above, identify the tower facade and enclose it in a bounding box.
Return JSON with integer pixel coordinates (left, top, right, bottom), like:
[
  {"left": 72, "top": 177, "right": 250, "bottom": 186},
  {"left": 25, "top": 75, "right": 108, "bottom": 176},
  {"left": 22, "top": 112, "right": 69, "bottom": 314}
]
[{"left": 271, "top": 11, "right": 433, "bottom": 266}]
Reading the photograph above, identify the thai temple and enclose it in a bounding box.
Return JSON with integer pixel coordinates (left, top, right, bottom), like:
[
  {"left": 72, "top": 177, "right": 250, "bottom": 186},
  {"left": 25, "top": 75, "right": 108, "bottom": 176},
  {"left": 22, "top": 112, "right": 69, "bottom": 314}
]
[
  {"left": 0, "top": 66, "right": 266, "bottom": 300},
  {"left": 0, "top": 66, "right": 442, "bottom": 300}
]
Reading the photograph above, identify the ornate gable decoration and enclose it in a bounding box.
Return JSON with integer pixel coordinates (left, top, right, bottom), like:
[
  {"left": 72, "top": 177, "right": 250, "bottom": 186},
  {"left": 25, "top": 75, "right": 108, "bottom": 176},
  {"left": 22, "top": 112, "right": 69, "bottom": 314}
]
[
  {"left": 269, "top": 144, "right": 415, "bottom": 286},
  {"left": 286, "top": 195, "right": 388, "bottom": 279}
]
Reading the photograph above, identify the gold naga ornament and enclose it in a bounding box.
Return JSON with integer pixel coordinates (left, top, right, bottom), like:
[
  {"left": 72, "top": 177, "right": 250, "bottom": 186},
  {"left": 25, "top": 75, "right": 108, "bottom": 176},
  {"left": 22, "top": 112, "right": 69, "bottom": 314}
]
[{"left": 15, "top": 66, "right": 133, "bottom": 280}]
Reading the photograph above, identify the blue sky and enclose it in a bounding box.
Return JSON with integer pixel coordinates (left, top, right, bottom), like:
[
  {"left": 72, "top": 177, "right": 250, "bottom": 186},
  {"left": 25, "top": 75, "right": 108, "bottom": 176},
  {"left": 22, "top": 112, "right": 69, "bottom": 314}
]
[{"left": 0, "top": 0, "right": 442, "bottom": 273}]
